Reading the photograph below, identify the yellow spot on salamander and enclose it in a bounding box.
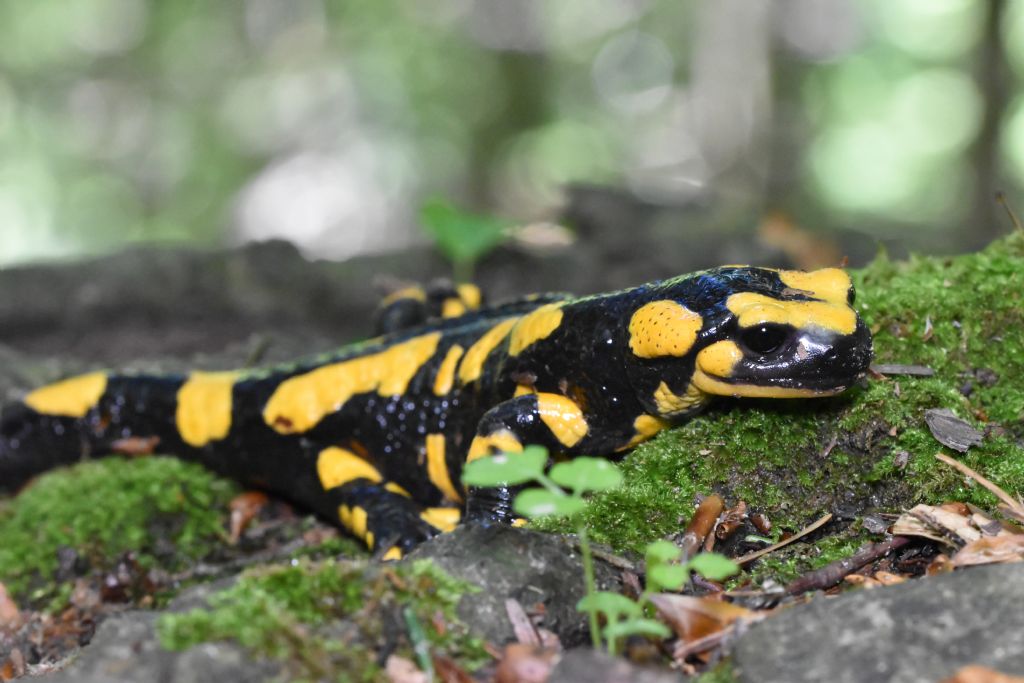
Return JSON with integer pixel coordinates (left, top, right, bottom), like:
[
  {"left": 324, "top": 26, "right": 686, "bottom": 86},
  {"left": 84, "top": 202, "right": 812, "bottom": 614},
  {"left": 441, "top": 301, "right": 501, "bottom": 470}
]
[
  {"left": 442, "top": 298, "right": 466, "bottom": 318},
  {"left": 466, "top": 429, "right": 522, "bottom": 462},
  {"left": 456, "top": 283, "right": 482, "bottom": 309},
  {"left": 536, "top": 393, "right": 588, "bottom": 448},
  {"left": 696, "top": 340, "right": 744, "bottom": 379},
  {"left": 381, "top": 286, "right": 426, "bottom": 307},
  {"left": 620, "top": 414, "right": 671, "bottom": 450},
  {"left": 382, "top": 546, "right": 403, "bottom": 561},
  {"left": 317, "top": 446, "right": 382, "bottom": 490},
  {"left": 458, "top": 318, "right": 517, "bottom": 384},
  {"left": 176, "top": 371, "right": 240, "bottom": 447},
  {"left": 778, "top": 268, "right": 852, "bottom": 306},
  {"left": 508, "top": 303, "right": 564, "bottom": 356},
  {"left": 426, "top": 433, "right": 463, "bottom": 503},
  {"left": 432, "top": 345, "right": 464, "bottom": 396},
  {"left": 24, "top": 372, "right": 108, "bottom": 418},
  {"left": 421, "top": 506, "right": 461, "bottom": 533},
  {"left": 339, "top": 504, "right": 370, "bottom": 544},
  {"left": 264, "top": 333, "right": 441, "bottom": 434},
  {"left": 514, "top": 384, "right": 535, "bottom": 397},
  {"left": 628, "top": 300, "right": 703, "bottom": 359},
  {"left": 726, "top": 292, "right": 857, "bottom": 336},
  {"left": 385, "top": 481, "right": 411, "bottom": 497},
  {"left": 653, "top": 381, "right": 706, "bottom": 417}
]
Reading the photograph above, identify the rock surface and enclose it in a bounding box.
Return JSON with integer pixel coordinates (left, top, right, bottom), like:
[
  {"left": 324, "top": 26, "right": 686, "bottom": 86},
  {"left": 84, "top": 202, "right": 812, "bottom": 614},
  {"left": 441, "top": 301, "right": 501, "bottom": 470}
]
[
  {"left": 733, "top": 563, "right": 1024, "bottom": 683},
  {"left": 408, "top": 524, "right": 626, "bottom": 647},
  {"left": 548, "top": 647, "right": 684, "bottom": 683},
  {"left": 36, "top": 580, "right": 279, "bottom": 683}
]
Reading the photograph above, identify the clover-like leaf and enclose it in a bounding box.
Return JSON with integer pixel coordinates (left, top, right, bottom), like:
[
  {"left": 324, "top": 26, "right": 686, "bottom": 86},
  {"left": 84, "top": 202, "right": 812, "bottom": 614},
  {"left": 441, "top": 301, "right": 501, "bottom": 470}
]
[
  {"left": 576, "top": 591, "right": 642, "bottom": 620},
  {"left": 420, "top": 197, "right": 510, "bottom": 270},
  {"left": 645, "top": 539, "right": 682, "bottom": 564},
  {"left": 602, "top": 618, "right": 672, "bottom": 642},
  {"left": 549, "top": 457, "right": 623, "bottom": 494},
  {"left": 460, "top": 446, "right": 547, "bottom": 487},
  {"left": 647, "top": 563, "right": 688, "bottom": 592},
  {"left": 687, "top": 553, "right": 741, "bottom": 581},
  {"left": 513, "top": 488, "right": 584, "bottom": 519}
]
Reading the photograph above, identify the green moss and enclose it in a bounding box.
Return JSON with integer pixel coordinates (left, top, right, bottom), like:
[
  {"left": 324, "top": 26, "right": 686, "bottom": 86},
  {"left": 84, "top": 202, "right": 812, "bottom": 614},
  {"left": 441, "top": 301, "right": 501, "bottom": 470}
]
[
  {"left": 0, "top": 456, "right": 237, "bottom": 604},
  {"left": 695, "top": 660, "right": 738, "bottom": 683},
  {"left": 539, "top": 234, "right": 1024, "bottom": 570},
  {"left": 157, "top": 558, "right": 488, "bottom": 682}
]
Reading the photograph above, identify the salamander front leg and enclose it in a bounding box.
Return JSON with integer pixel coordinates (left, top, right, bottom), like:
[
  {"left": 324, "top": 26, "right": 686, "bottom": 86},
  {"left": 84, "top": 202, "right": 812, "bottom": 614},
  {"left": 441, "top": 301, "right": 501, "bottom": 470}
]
[
  {"left": 315, "top": 445, "right": 460, "bottom": 558},
  {"left": 463, "top": 392, "right": 590, "bottom": 526}
]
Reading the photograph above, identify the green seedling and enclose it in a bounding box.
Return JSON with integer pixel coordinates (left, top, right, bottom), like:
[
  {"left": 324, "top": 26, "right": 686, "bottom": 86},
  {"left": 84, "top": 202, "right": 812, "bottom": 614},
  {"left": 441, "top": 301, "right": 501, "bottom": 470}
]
[
  {"left": 419, "top": 197, "right": 510, "bottom": 282},
  {"left": 462, "top": 447, "right": 740, "bottom": 655}
]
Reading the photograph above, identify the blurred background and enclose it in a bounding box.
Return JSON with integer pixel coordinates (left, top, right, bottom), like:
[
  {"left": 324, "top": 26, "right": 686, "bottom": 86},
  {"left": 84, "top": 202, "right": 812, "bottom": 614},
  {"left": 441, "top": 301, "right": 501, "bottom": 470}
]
[{"left": 0, "top": 0, "right": 1021, "bottom": 269}]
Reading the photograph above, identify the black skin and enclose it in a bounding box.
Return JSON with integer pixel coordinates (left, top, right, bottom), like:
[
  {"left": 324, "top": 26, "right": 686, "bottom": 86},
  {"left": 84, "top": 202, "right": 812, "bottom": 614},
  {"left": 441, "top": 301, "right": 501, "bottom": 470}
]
[{"left": 0, "top": 267, "right": 872, "bottom": 554}]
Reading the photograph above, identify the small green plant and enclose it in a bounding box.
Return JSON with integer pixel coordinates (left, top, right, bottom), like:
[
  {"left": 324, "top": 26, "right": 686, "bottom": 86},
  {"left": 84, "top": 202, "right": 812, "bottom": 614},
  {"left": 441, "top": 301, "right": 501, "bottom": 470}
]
[
  {"left": 419, "top": 196, "right": 510, "bottom": 282},
  {"left": 462, "top": 446, "right": 740, "bottom": 655}
]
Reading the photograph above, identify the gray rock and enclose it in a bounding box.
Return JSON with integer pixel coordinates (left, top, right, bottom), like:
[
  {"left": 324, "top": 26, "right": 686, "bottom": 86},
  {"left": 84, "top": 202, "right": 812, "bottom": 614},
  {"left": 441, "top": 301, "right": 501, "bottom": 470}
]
[
  {"left": 35, "top": 610, "right": 277, "bottom": 683},
  {"left": 549, "top": 648, "right": 684, "bottom": 683},
  {"left": 733, "top": 563, "right": 1024, "bottom": 683},
  {"left": 408, "top": 524, "right": 626, "bottom": 646}
]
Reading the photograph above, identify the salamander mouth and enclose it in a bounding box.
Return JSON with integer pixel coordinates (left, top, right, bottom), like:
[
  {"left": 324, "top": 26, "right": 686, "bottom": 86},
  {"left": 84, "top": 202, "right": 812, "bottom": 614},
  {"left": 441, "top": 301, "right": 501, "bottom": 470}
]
[{"left": 691, "top": 369, "right": 853, "bottom": 399}]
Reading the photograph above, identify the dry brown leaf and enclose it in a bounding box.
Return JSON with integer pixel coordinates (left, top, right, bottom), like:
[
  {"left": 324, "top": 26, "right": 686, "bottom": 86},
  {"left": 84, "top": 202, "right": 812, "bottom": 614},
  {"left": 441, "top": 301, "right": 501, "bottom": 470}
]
[
  {"left": 892, "top": 504, "right": 981, "bottom": 546},
  {"left": 228, "top": 491, "right": 270, "bottom": 544},
  {"left": 843, "top": 574, "right": 880, "bottom": 588},
  {"left": 0, "top": 583, "right": 21, "bottom": 628},
  {"left": 647, "top": 593, "right": 757, "bottom": 645},
  {"left": 385, "top": 655, "right": 428, "bottom": 683},
  {"left": 505, "top": 598, "right": 540, "bottom": 647},
  {"left": 433, "top": 654, "right": 476, "bottom": 683},
  {"left": 873, "top": 571, "right": 907, "bottom": 586},
  {"left": 494, "top": 643, "right": 559, "bottom": 683},
  {"left": 952, "top": 535, "right": 1024, "bottom": 568},
  {"left": 941, "top": 664, "right": 1024, "bottom": 683}
]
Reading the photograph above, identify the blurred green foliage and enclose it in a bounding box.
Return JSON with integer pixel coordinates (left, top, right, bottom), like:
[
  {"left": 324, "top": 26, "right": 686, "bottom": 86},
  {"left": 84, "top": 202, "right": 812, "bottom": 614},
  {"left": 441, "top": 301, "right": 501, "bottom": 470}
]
[
  {"left": 419, "top": 197, "right": 509, "bottom": 282},
  {"left": 0, "top": 0, "right": 1021, "bottom": 265}
]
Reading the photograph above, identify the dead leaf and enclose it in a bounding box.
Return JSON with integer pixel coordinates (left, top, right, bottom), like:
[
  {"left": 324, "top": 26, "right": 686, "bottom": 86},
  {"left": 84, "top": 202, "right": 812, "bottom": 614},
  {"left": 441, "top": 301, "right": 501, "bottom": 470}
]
[
  {"left": 506, "top": 598, "right": 540, "bottom": 647},
  {"left": 952, "top": 535, "right": 1024, "bottom": 568},
  {"left": 925, "top": 409, "right": 983, "bottom": 452},
  {"left": 433, "top": 654, "right": 476, "bottom": 683},
  {"left": 942, "top": 664, "right": 1024, "bottom": 683},
  {"left": 385, "top": 655, "right": 428, "bottom": 683},
  {"left": 892, "top": 504, "right": 981, "bottom": 546},
  {"left": 870, "top": 364, "right": 935, "bottom": 377},
  {"left": 494, "top": 643, "right": 559, "bottom": 683},
  {"left": 109, "top": 435, "right": 161, "bottom": 456},
  {"left": 0, "top": 583, "right": 20, "bottom": 628},
  {"left": 228, "top": 491, "right": 270, "bottom": 543},
  {"left": 873, "top": 571, "right": 907, "bottom": 586},
  {"left": 647, "top": 593, "right": 757, "bottom": 645}
]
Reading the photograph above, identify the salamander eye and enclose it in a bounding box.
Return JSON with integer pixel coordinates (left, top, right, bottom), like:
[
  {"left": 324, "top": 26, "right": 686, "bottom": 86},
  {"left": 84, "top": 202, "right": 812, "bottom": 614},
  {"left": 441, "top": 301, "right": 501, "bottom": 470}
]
[{"left": 740, "top": 324, "right": 790, "bottom": 356}]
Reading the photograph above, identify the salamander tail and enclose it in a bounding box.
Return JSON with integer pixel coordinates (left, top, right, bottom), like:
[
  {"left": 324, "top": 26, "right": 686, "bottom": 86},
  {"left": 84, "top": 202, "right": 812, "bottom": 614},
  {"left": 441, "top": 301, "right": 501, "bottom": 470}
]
[{"left": 0, "top": 401, "right": 102, "bottom": 493}]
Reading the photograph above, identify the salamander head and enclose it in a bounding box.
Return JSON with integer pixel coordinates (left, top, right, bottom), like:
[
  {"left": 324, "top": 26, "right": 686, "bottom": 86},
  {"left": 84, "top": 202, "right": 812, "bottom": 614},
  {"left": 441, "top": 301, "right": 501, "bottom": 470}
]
[{"left": 624, "top": 266, "right": 873, "bottom": 418}]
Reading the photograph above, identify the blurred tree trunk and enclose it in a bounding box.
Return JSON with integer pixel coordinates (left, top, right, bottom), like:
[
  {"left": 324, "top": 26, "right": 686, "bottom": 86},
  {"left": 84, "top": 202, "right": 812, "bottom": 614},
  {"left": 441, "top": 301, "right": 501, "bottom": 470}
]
[
  {"left": 969, "top": 0, "right": 1012, "bottom": 246},
  {"left": 689, "top": 0, "right": 775, "bottom": 215}
]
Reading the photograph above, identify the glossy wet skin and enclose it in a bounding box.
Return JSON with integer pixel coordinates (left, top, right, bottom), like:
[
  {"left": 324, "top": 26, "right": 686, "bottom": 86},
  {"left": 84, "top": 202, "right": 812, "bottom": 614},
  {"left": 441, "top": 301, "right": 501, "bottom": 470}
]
[{"left": 1, "top": 265, "right": 873, "bottom": 556}]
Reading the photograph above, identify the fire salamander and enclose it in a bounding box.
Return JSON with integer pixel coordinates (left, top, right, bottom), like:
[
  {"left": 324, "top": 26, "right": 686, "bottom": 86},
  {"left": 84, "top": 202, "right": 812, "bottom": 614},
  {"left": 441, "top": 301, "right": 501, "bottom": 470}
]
[{"left": 0, "top": 268, "right": 872, "bottom": 559}]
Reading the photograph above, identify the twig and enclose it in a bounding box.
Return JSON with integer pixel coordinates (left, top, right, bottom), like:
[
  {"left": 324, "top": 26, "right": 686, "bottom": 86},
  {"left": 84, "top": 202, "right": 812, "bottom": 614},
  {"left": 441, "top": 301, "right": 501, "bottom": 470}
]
[
  {"left": 996, "top": 191, "right": 1024, "bottom": 233},
  {"left": 505, "top": 598, "right": 541, "bottom": 647},
  {"left": 934, "top": 452, "right": 1024, "bottom": 516},
  {"left": 784, "top": 536, "right": 913, "bottom": 596},
  {"left": 670, "top": 626, "right": 733, "bottom": 662},
  {"left": 734, "top": 513, "right": 833, "bottom": 566}
]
